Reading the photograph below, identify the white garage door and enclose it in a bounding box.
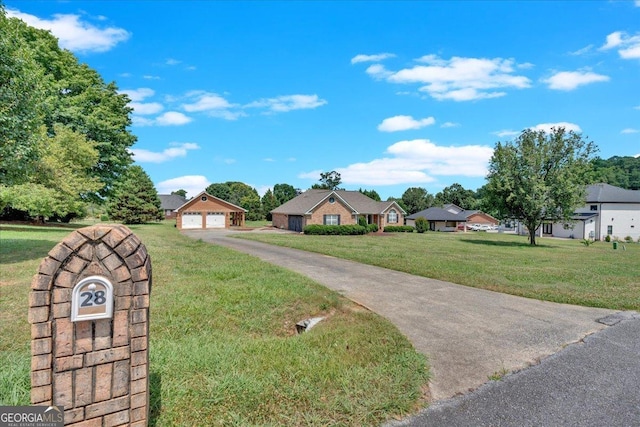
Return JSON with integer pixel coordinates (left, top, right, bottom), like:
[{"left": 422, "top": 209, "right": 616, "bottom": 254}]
[
  {"left": 182, "top": 212, "right": 202, "bottom": 229},
  {"left": 206, "top": 212, "right": 225, "bottom": 228}
]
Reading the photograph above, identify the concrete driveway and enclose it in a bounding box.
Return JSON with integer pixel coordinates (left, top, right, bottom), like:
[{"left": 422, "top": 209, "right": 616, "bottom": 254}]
[{"left": 182, "top": 229, "right": 621, "bottom": 402}]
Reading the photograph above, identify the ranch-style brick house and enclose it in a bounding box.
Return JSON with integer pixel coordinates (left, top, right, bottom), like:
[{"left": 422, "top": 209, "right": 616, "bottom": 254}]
[
  {"left": 538, "top": 183, "right": 640, "bottom": 241},
  {"left": 158, "top": 194, "right": 187, "bottom": 219},
  {"left": 175, "top": 191, "right": 246, "bottom": 230},
  {"left": 406, "top": 204, "right": 499, "bottom": 231},
  {"left": 271, "top": 189, "right": 406, "bottom": 232}
]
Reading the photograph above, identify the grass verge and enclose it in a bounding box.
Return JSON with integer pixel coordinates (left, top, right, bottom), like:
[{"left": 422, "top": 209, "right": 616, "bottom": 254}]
[
  {"left": 0, "top": 222, "right": 429, "bottom": 426},
  {"left": 237, "top": 231, "right": 640, "bottom": 311}
]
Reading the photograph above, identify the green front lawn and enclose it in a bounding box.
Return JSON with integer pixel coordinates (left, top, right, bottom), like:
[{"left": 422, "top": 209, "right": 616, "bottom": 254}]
[
  {"left": 0, "top": 222, "right": 428, "bottom": 426},
  {"left": 237, "top": 231, "right": 640, "bottom": 312}
]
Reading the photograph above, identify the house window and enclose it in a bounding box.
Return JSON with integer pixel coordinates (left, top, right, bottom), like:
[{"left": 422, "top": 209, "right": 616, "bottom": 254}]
[
  {"left": 590, "top": 205, "right": 598, "bottom": 211},
  {"left": 543, "top": 223, "right": 553, "bottom": 234},
  {"left": 324, "top": 214, "right": 340, "bottom": 225},
  {"left": 607, "top": 225, "right": 613, "bottom": 235},
  {"left": 329, "top": 197, "right": 335, "bottom": 204},
  {"left": 387, "top": 209, "right": 398, "bottom": 224},
  {"left": 201, "top": 196, "right": 207, "bottom": 201}
]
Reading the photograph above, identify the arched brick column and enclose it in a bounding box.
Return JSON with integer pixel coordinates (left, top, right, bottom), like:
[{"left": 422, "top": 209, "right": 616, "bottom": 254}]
[{"left": 29, "top": 224, "right": 151, "bottom": 426}]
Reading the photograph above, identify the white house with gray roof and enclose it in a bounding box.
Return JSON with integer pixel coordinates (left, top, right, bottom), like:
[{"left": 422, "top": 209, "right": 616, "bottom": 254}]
[{"left": 542, "top": 183, "right": 640, "bottom": 241}]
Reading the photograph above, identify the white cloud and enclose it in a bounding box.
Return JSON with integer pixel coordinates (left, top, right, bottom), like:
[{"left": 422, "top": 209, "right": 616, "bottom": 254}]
[
  {"left": 156, "top": 175, "right": 211, "bottom": 198},
  {"left": 130, "top": 143, "right": 200, "bottom": 163},
  {"left": 182, "top": 92, "right": 233, "bottom": 112},
  {"left": 166, "top": 58, "right": 181, "bottom": 65},
  {"left": 6, "top": 8, "right": 129, "bottom": 53},
  {"left": 156, "top": 112, "right": 192, "bottom": 126},
  {"left": 600, "top": 31, "right": 640, "bottom": 59},
  {"left": 120, "top": 88, "right": 155, "bottom": 102},
  {"left": 569, "top": 45, "right": 594, "bottom": 56},
  {"left": 143, "top": 75, "right": 161, "bottom": 80},
  {"left": 366, "top": 55, "right": 531, "bottom": 101},
  {"left": 351, "top": 53, "right": 396, "bottom": 64},
  {"left": 621, "top": 128, "right": 639, "bottom": 134},
  {"left": 543, "top": 70, "right": 609, "bottom": 91},
  {"left": 129, "top": 102, "right": 163, "bottom": 115},
  {"left": 246, "top": 94, "right": 327, "bottom": 112},
  {"left": 441, "top": 122, "right": 460, "bottom": 128},
  {"left": 301, "top": 139, "right": 493, "bottom": 186},
  {"left": 530, "top": 122, "right": 582, "bottom": 133},
  {"left": 377, "top": 115, "right": 436, "bottom": 132},
  {"left": 635, "top": 105, "right": 640, "bottom": 110},
  {"left": 493, "top": 129, "right": 520, "bottom": 138}
]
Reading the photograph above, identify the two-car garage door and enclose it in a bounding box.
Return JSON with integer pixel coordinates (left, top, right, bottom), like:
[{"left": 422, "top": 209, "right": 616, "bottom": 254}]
[{"left": 181, "top": 212, "right": 225, "bottom": 229}]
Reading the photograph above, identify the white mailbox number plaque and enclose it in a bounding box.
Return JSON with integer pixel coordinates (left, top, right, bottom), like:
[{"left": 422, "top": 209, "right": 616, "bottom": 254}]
[{"left": 71, "top": 276, "right": 114, "bottom": 322}]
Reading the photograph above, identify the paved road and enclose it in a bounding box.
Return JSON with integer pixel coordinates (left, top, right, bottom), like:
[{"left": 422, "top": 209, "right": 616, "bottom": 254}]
[
  {"left": 182, "top": 229, "right": 623, "bottom": 404},
  {"left": 391, "top": 311, "right": 640, "bottom": 427}
]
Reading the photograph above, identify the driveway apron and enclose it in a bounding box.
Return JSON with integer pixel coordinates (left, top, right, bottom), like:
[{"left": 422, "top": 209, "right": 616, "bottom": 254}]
[{"left": 182, "top": 230, "right": 617, "bottom": 401}]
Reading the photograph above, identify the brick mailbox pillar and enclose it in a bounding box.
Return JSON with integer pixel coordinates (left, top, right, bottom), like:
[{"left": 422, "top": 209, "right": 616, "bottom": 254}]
[{"left": 29, "top": 225, "right": 151, "bottom": 426}]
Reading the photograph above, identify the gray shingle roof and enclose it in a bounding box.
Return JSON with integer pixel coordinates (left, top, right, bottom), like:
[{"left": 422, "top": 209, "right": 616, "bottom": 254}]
[
  {"left": 586, "top": 183, "right": 640, "bottom": 203},
  {"left": 158, "top": 194, "right": 187, "bottom": 211},
  {"left": 407, "top": 207, "right": 466, "bottom": 222},
  {"left": 271, "top": 189, "right": 405, "bottom": 215}
]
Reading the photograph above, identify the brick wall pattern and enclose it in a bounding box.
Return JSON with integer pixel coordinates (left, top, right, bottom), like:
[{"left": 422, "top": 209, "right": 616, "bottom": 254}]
[{"left": 29, "top": 224, "right": 151, "bottom": 427}]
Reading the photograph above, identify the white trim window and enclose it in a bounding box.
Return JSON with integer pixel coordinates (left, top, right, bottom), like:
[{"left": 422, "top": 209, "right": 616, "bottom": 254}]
[
  {"left": 387, "top": 209, "right": 398, "bottom": 224},
  {"left": 324, "top": 214, "right": 340, "bottom": 225}
]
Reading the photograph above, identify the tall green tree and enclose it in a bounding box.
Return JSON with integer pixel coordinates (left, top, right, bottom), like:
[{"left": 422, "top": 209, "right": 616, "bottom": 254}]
[
  {"left": 273, "top": 183, "right": 297, "bottom": 205},
  {"left": 0, "top": 9, "right": 46, "bottom": 185},
  {"left": 3, "top": 11, "right": 135, "bottom": 198},
  {"left": 311, "top": 171, "right": 342, "bottom": 190},
  {"left": 401, "top": 187, "right": 434, "bottom": 215},
  {"left": 107, "top": 166, "right": 163, "bottom": 224},
  {"left": 486, "top": 127, "right": 596, "bottom": 245},
  {"left": 435, "top": 183, "right": 477, "bottom": 210},
  {"left": 261, "top": 189, "right": 278, "bottom": 221}
]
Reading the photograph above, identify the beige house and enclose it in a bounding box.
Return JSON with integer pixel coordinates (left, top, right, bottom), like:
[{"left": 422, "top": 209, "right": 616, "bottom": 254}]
[
  {"left": 175, "top": 191, "right": 246, "bottom": 230},
  {"left": 271, "top": 189, "right": 406, "bottom": 232}
]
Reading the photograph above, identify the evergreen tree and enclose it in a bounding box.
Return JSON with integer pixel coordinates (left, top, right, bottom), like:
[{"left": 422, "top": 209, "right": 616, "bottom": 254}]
[
  {"left": 261, "top": 189, "right": 278, "bottom": 221},
  {"left": 107, "top": 166, "right": 163, "bottom": 224}
]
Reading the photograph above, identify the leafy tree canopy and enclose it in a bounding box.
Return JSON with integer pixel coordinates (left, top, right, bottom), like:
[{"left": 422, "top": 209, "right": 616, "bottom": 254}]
[
  {"left": 311, "top": 171, "right": 342, "bottom": 190},
  {"left": 273, "top": 183, "right": 297, "bottom": 205},
  {"left": 401, "top": 187, "right": 434, "bottom": 215},
  {"left": 435, "top": 183, "right": 478, "bottom": 210},
  {"left": 359, "top": 188, "right": 381, "bottom": 201},
  {"left": 486, "top": 127, "right": 596, "bottom": 245},
  {"left": 1, "top": 10, "right": 135, "bottom": 200},
  {"left": 588, "top": 156, "right": 640, "bottom": 190},
  {"left": 205, "top": 181, "right": 262, "bottom": 220},
  {"left": 171, "top": 189, "right": 188, "bottom": 198}
]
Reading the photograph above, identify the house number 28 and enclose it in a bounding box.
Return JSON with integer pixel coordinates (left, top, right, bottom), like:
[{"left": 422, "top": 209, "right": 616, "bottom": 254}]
[
  {"left": 71, "top": 276, "right": 114, "bottom": 322},
  {"left": 80, "top": 289, "right": 107, "bottom": 307}
]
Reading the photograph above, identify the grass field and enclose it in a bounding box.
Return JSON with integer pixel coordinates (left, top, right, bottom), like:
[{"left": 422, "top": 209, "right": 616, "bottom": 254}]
[
  {"left": 0, "top": 222, "right": 429, "bottom": 426},
  {"left": 238, "top": 231, "right": 640, "bottom": 312}
]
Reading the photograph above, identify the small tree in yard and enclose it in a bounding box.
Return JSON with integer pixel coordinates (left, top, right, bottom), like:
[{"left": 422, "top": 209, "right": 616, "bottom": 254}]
[
  {"left": 107, "top": 166, "right": 163, "bottom": 224},
  {"left": 415, "top": 217, "right": 429, "bottom": 233},
  {"left": 486, "top": 127, "right": 596, "bottom": 245}
]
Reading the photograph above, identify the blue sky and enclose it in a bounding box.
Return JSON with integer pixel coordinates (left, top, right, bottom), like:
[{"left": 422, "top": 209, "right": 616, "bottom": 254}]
[{"left": 6, "top": 1, "right": 640, "bottom": 199}]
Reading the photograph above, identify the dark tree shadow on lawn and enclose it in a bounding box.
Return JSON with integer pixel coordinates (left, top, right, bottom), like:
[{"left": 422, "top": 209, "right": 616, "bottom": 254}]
[
  {"left": 149, "top": 371, "right": 162, "bottom": 427},
  {"left": 0, "top": 239, "right": 60, "bottom": 264},
  {"left": 460, "top": 239, "right": 555, "bottom": 248}
]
